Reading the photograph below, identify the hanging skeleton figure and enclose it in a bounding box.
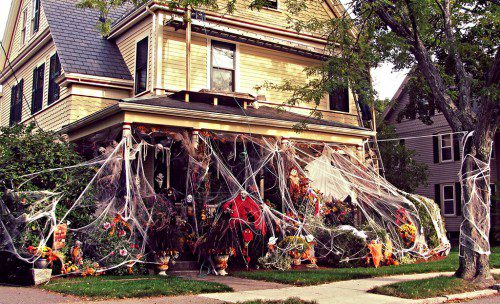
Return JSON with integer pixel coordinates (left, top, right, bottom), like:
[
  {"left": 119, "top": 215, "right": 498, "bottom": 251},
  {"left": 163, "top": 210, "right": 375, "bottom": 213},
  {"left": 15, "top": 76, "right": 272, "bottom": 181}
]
[{"left": 222, "top": 190, "right": 267, "bottom": 236}]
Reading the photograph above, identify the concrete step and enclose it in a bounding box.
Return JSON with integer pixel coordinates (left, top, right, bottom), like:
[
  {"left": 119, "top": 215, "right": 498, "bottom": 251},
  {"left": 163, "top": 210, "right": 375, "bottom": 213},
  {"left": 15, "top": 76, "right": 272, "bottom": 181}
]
[{"left": 170, "top": 260, "right": 199, "bottom": 271}]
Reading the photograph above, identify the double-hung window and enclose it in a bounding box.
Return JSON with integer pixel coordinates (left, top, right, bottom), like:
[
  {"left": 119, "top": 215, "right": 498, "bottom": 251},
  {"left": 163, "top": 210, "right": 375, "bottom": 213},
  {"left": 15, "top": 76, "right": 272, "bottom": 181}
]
[
  {"left": 31, "top": 63, "right": 44, "bottom": 114},
  {"left": 441, "top": 184, "right": 456, "bottom": 216},
  {"left": 134, "top": 37, "right": 148, "bottom": 95},
  {"left": 329, "top": 86, "right": 349, "bottom": 112},
  {"left": 48, "top": 53, "right": 61, "bottom": 104},
  {"left": 32, "top": 0, "right": 40, "bottom": 34},
  {"left": 262, "top": 0, "right": 278, "bottom": 9},
  {"left": 21, "top": 9, "right": 27, "bottom": 46},
  {"left": 211, "top": 41, "right": 236, "bottom": 92},
  {"left": 439, "top": 134, "right": 453, "bottom": 162},
  {"left": 10, "top": 80, "right": 24, "bottom": 126}
]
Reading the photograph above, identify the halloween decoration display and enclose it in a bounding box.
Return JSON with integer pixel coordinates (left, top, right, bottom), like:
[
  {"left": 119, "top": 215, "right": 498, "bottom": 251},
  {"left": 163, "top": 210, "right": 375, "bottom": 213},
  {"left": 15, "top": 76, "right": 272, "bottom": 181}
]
[{"left": 0, "top": 127, "right": 450, "bottom": 278}]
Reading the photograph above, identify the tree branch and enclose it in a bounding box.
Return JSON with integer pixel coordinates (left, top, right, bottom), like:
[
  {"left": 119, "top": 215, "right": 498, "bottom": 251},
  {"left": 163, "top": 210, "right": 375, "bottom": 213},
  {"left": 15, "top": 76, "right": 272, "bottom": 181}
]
[{"left": 440, "top": 0, "right": 475, "bottom": 119}]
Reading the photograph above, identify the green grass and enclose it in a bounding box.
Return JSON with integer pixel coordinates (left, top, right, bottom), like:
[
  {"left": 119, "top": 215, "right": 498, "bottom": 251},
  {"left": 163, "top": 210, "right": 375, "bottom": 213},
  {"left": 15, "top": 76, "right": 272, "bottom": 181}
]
[
  {"left": 238, "top": 298, "right": 316, "bottom": 304},
  {"left": 40, "top": 275, "right": 232, "bottom": 299},
  {"left": 233, "top": 247, "right": 500, "bottom": 286},
  {"left": 371, "top": 275, "right": 495, "bottom": 299}
]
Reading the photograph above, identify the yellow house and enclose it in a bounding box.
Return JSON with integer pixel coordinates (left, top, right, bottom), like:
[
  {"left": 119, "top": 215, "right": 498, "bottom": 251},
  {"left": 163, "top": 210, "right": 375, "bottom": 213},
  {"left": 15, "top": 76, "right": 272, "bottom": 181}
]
[{"left": 0, "top": 0, "right": 374, "bottom": 160}]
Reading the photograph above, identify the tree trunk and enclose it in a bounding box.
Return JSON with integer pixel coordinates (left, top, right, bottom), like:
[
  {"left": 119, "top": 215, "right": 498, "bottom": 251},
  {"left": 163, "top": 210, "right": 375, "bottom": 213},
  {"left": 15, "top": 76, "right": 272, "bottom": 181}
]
[{"left": 455, "top": 130, "right": 495, "bottom": 287}]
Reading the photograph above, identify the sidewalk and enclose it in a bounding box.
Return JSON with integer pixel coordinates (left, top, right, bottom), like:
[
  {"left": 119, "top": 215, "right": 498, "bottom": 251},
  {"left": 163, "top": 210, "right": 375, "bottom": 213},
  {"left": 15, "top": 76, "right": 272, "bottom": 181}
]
[
  {"left": 0, "top": 270, "right": 497, "bottom": 304},
  {"left": 200, "top": 270, "right": 500, "bottom": 304}
]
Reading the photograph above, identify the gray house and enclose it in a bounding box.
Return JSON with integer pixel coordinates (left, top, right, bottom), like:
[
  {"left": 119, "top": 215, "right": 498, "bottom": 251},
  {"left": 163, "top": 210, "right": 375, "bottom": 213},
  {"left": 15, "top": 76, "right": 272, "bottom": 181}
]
[{"left": 382, "top": 77, "right": 499, "bottom": 244}]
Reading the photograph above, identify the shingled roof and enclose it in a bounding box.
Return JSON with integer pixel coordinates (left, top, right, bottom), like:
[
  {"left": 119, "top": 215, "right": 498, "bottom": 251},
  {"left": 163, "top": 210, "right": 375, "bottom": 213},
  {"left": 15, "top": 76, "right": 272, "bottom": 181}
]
[
  {"left": 121, "top": 94, "right": 369, "bottom": 131},
  {"left": 43, "top": 0, "right": 134, "bottom": 80}
]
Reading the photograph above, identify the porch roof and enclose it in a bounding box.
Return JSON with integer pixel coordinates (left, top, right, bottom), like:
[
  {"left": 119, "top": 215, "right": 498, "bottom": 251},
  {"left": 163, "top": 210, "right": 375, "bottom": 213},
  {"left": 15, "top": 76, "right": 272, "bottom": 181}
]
[
  {"left": 61, "top": 93, "right": 374, "bottom": 143},
  {"left": 122, "top": 94, "right": 369, "bottom": 131}
]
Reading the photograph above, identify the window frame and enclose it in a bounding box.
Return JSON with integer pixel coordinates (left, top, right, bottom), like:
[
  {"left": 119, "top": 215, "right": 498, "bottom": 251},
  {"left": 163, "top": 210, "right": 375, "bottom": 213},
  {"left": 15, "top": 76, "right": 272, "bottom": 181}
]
[
  {"left": 32, "top": 0, "right": 40, "bottom": 34},
  {"left": 9, "top": 80, "right": 24, "bottom": 126},
  {"left": 134, "top": 37, "right": 148, "bottom": 95},
  {"left": 48, "top": 53, "right": 61, "bottom": 105},
  {"left": 262, "top": 0, "right": 278, "bottom": 10},
  {"left": 210, "top": 40, "right": 236, "bottom": 92},
  {"left": 21, "top": 9, "right": 28, "bottom": 46},
  {"left": 328, "top": 86, "right": 349, "bottom": 113},
  {"left": 31, "top": 63, "right": 45, "bottom": 114},
  {"left": 441, "top": 184, "right": 456, "bottom": 216},
  {"left": 439, "top": 133, "right": 454, "bottom": 163}
]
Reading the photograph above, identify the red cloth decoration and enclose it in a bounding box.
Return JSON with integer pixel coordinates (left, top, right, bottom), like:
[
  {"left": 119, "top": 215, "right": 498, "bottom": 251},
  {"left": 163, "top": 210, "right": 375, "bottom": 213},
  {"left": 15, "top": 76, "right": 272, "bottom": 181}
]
[
  {"left": 223, "top": 194, "right": 267, "bottom": 235},
  {"left": 243, "top": 228, "right": 254, "bottom": 243}
]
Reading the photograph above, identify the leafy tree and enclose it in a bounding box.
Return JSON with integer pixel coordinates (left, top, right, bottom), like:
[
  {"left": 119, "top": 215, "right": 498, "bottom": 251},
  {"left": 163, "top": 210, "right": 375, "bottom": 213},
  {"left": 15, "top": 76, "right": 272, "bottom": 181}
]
[
  {"left": 0, "top": 123, "right": 95, "bottom": 230},
  {"left": 82, "top": 0, "right": 498, "bottom": 284},
  {"left": 378, "top": 124, "right": 429, "bottom": 193}
]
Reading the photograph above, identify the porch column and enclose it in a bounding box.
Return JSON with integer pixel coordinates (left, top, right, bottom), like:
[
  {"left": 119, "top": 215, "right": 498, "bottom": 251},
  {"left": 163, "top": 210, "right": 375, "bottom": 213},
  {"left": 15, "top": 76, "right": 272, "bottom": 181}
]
[
  {"left": 192, "top": 129, "right": 200, "bottom": 150},
  {"left": 122, "top": 123, "right": 132, "bottom": 145},
  {"left": 259, "top": 145, "right": 265, "bottom": 200}
]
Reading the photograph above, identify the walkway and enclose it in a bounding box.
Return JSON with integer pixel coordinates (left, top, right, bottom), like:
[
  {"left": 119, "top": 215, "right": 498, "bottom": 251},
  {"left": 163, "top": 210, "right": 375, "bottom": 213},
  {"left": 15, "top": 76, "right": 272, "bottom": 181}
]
[
  {"left": 200, "top": 270, "right": 500, "bottom": 304},
  {"left": 0, "top": 270, "right": 497, "bottom": 304}
]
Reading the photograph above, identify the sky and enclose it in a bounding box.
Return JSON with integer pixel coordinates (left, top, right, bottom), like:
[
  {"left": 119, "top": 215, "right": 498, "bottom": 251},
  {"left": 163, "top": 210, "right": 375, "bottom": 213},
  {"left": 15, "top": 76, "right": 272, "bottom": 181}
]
[{"left": 0, "top": 0, "right": 406, "bottom": 100}]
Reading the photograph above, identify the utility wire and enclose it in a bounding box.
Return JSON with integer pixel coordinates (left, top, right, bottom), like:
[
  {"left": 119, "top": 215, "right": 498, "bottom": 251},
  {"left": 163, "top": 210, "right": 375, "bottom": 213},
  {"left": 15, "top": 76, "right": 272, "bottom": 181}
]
[{"left": 0, "top": 40, "right": 44, "bottom": 131}]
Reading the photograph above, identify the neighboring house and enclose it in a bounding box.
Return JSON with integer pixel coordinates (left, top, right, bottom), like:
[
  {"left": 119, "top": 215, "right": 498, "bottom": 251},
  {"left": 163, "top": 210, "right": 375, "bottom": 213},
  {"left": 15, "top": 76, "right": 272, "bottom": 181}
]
[
  {"left": 0, "top": 0, "right": 374, "bottom": 185},
  {"left": 382, "top": 77, "right": 499, "bottom": 244}
]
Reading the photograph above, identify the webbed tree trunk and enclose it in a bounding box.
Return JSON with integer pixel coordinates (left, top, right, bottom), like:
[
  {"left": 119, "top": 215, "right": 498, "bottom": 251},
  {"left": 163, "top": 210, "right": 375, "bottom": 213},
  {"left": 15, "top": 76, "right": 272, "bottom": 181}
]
[{"left": 455, "top": 130, "right": 495, "bottom": 287}]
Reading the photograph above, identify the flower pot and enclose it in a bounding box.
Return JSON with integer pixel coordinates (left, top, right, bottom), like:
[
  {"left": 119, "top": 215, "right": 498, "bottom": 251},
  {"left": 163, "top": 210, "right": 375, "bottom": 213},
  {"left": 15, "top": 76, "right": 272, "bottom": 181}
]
[
  {"left": 34, "top": 258, "right": 49, "bottom": 269},
  {"left": 213, "top": 254, "right": 229, "bottom": 276},
  {"left": 155, "top": 254, "right": 170, "bottom": 276}
]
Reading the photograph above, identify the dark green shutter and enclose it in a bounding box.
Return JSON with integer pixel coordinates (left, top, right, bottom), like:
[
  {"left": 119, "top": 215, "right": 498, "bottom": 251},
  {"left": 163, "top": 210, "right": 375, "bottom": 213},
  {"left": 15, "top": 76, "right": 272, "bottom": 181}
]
[
  {"left": 31, "top": 68, "right": 37, "bottom": 113},
  {"left": 434, "top": 184, "right": 441, "bottom": 206},
  {"left": 453, "top": 134, "right": 461, "bottom": 161},
  {"left": 433, "top": 135, "right": 439, "bottom": 163},
  {"left": 455, "top": 182, "right": 462, "bottom": 216},
  {"left": 10, "top": 85, "right": 17, "bottom": 126}
]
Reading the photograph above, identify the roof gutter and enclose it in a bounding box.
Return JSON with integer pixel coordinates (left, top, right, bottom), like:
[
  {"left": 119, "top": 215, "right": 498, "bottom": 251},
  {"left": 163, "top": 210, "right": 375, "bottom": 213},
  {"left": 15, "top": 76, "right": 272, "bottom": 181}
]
[
  {"left": 108, "top": 1, "right": 328, "bottom": 45},
  {"left": 62, "top": 102, "right": 374, "bottom": 139}
]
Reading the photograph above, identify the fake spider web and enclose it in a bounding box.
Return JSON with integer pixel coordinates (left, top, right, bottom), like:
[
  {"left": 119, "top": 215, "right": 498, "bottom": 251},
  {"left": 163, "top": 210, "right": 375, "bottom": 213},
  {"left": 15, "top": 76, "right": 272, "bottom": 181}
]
[{"left": 0, "top": 126, "right": 452, "bottom": 276}]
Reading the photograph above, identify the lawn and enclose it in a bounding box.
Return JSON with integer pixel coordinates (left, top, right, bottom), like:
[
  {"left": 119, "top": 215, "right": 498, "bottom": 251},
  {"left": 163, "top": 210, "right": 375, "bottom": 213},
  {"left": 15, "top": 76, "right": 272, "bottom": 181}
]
[
  {"left": 233, "top": 247, "right": 500, "bottom": 286},
  {"left": 40, "top": 275, "right": 232, "bottom": 299},
  {"left": 371, "top": 274, "right": 500, "bottom": 299}
]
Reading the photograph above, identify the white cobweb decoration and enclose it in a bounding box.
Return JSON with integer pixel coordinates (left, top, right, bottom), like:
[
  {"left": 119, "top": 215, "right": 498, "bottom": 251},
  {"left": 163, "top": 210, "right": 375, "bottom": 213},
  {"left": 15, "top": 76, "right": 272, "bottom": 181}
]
[{"left": 0, "top": 127, "right": 451, "bottom": 277}]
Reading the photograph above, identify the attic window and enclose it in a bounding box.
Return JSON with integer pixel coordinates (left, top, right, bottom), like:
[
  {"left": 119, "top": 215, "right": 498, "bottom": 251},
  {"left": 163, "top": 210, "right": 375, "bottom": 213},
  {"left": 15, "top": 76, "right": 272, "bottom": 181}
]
[
  {"left": 10, "top": 79, "right": 24, "bottom": 126},
  {"left": 262, "top": 0, "right": 278, "bottom": 10},
  {"left": 135, "top": 37, "right": 148, "bottom": 95},
  {"left": 21, "top": 9, "right": 27, "bottom": 46},
  {"left": 32, "top": 0, "right": 40, "bottom": 34}
]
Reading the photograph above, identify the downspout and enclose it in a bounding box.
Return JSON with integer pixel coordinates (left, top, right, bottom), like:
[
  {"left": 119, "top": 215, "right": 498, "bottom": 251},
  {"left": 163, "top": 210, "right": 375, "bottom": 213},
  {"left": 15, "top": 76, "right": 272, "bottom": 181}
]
[
  {"left": 185, "top": 6, "right": 192, "bottom": 102},
  {"left": 146, "top": 5, "right": 156, "bottom": 95}
]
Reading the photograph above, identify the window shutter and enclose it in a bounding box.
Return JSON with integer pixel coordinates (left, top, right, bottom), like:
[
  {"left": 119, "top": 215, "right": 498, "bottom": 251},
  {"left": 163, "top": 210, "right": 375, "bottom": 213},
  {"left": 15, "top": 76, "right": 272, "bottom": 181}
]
[
  {"left": 434, "top": 184, "right": 441, "bottom": 206},
  {"left": 455, "top": 182, "right": 462, "bottom": 216},
  {"left": 31, "top": 68, "right": 37, "bottom": 112},
  {"left": 453, "top": 134, "right": 461, "bottom": 161},
  {"left": 433, "top": 135, "right": 439, "bottom": 163},
  {"left": 10, "top": 85, "right": 17, "bottom": 126}
]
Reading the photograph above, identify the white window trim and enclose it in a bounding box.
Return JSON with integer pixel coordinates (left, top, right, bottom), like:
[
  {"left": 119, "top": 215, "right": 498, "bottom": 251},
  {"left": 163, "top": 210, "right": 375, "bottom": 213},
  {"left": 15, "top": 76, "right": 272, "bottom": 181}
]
[
  {"left": 261, "top": 0, "right": 280, "bottom": 12},
  {"left": 21, "top": 9, "right": 28, "bottom": 47},
  {"left": 208, "top": 38, "right": 239, "bottom": 92},
  {"left": 133, "top": 33, "right": 150, "bottom": 96},
  {"left": 441, "top": 184, "right": 456, "bottom": 216},
  {"left": 439, "top": 133, "right": 454, "bottom": 163},
  {"left": 31, "top": 0, "right": 39, "bottom": 34}
]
